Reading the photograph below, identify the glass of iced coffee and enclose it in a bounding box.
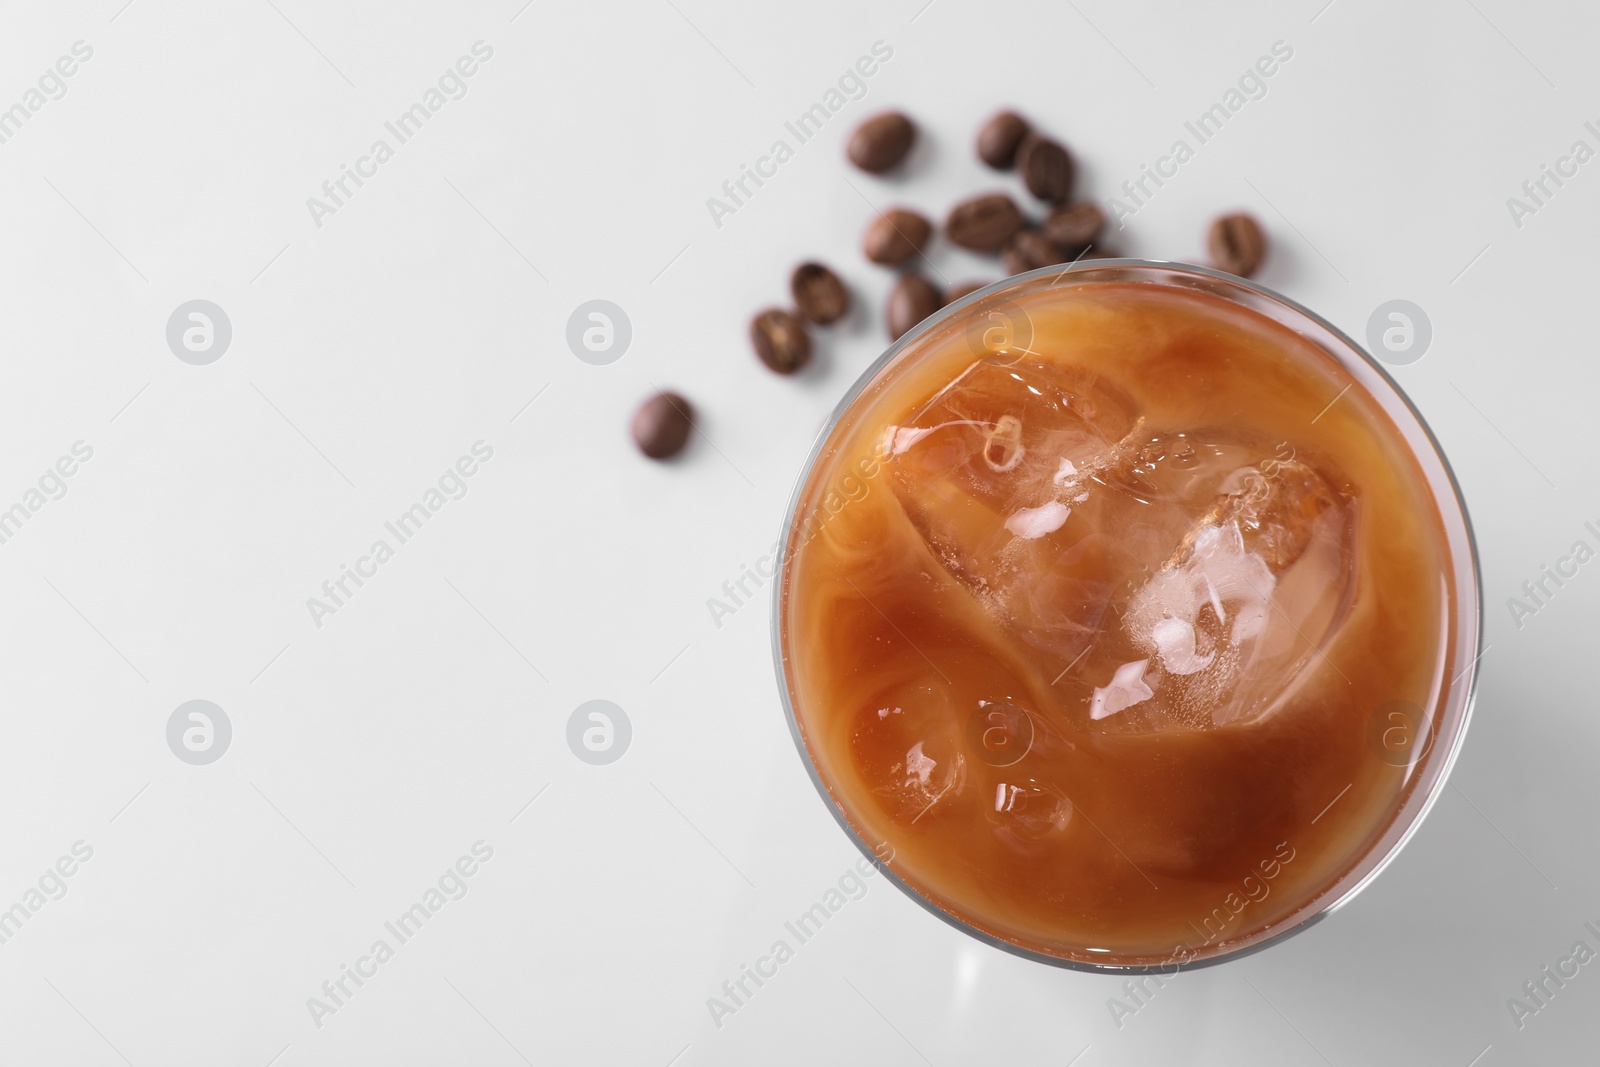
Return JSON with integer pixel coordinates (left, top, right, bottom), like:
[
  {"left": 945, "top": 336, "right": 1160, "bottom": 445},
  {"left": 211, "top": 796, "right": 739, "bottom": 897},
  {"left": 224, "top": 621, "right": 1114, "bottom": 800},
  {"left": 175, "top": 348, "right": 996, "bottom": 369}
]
[{"left": 773, "top": 261, "right": 1479, "bottom": 970}]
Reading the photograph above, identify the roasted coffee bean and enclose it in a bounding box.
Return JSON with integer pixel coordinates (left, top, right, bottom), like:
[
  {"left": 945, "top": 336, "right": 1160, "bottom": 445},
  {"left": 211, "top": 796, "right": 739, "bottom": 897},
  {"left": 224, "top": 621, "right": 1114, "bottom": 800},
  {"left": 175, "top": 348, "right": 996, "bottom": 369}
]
[
  {"left": 790, "top": 262, "right": 850, "bottom": 324},
  {"left": 847, "top": 111, "right": 916, "bottom": 173},
  {"left": 631, "top": 391, "right": 694, "bottom": 459},
  {"left": 1016, "top": 133, "right": 1074, "bottom": 204},
  {"left": 943, "top": 280, "right": 992, "bottom": 305},
  {"left": 863, "top": 208, "right": 933, "bottom": 266},
  {"left": 976, "top": 110, "right": 1029, "bottom": 169},
  {"left": 945, "top": 193, "right": 1025, "bottom": 253},
  {"left": 1208, "top": 213, "right": 1267, "bottom": 277},
  {"left": 1001, "top": 229, "right": 1066, "bottom": 276},
  {"left": 750, "top": 308, "right": 812, "bottom": 374},
  {"left": 886, "top": 274, "right": 942, "bottom": 341},
  {"left": 1043, "top": 202, "right": 1106, "bottom": 254}
]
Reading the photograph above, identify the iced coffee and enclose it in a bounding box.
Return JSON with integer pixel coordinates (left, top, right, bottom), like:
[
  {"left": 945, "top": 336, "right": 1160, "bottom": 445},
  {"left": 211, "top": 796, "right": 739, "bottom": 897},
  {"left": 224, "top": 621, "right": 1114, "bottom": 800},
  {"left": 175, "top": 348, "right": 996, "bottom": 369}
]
[{"left": 776, "top": 264, "right": 1476, "bottom": 967}]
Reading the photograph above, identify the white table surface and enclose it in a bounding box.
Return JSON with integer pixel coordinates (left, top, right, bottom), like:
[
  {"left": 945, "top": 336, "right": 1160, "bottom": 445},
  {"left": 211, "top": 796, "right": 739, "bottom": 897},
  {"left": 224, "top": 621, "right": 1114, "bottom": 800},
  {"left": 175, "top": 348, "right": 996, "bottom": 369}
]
[{"left": 0, "top": 0, "right": 1592, "bottom": 1063}]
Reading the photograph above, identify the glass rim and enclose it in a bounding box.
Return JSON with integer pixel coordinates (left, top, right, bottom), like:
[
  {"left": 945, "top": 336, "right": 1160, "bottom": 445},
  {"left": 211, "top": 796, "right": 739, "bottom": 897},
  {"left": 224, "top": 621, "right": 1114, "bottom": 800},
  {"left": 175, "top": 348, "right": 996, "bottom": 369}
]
[{"left": 769, "top": 258, "right": 1483, "bottom": 973}]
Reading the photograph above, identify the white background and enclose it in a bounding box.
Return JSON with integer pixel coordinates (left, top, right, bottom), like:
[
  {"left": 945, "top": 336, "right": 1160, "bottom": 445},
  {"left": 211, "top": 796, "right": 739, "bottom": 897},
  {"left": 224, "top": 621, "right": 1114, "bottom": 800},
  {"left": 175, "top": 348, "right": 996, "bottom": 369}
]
[{"left": 0, "top": 0, "right": 1592, "bottom": 1063}]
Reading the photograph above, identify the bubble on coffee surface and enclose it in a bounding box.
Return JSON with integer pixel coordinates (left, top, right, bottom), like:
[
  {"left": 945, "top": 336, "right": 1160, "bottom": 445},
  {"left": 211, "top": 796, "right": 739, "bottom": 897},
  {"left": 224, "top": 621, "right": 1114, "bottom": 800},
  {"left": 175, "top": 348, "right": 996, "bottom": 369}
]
[
  {"left": 882, "top": 356, "right": 1354, "bottom": 733},
  {"left": 966, "top": 701, "right": 1035, "bottom": 767}
]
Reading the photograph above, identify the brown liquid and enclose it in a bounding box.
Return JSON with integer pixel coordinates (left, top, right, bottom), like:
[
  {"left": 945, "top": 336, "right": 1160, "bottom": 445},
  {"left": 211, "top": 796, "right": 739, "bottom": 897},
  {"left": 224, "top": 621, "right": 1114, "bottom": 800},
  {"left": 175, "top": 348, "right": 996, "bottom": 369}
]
[{"left": 780, "top": 280, "right": 1457, "bottom": 964}]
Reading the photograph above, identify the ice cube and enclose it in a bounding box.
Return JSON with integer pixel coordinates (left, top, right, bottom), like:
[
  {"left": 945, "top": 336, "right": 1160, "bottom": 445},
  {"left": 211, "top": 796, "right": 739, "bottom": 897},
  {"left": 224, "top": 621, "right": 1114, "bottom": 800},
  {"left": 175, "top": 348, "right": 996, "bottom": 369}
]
[
  {"left": 849, "top": 683, "right": 969, "bottom": 823},
  {"left": 987, "top": 777, "right": 1073, "bottom": 852},
  {"left": 1089, "top": 659, "right": 1156, "bottom": 719},
  {"left": 1103, "top": 456, "right": 1353, "bottom": 730},
  {"left": 1150, "top": 617, "right": 1215, "bottom": 675},
  {"left": 882, "top": 352, "right": 1354, "bottom": 731},
  {"left": 883, "top": 356, "right": 1144, "bottom": 664}
]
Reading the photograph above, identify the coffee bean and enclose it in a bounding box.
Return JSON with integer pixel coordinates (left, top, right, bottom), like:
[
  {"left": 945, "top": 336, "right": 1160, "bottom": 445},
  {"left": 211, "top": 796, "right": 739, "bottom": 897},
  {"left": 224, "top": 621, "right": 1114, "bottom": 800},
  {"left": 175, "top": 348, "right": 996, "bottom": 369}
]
[
  {"left": 750, "top": 308, "right": 812, "bottom": 374},
  {"left": 863, "top": 208, "right": 933, "bottom": 266},
  {"left": 886, "top": 274, "right": 942, "bottom": 341},
  {"left": 631, "top": 391, "right": 694, "bottom": 460},
  {"left": 944, "top": 280, "right": 992, "bottom": 305},
  {"left": 945, "top": 193, "right": 1025, "bottom": 253},
  {"left": 1208, "top": 213, "right": 1267, "bottom": 277},
  {"left": 1001, "top": 229, "right": 1066, "bottom": 276},
  {"left": 847, "top": 111, "right": 916, "bottom": 173},
  {"left": 1043, "top": 202, "right": 1106, "bottom": 254},
  {"left": 1016, "top": 134, "right": 1074, "bottom": 204},
  {"left": 790, "top": 262, "right": 850, "bottom": 325},
  {"left": 976, "top": 110, "right": 1029, "bottom": 169}
]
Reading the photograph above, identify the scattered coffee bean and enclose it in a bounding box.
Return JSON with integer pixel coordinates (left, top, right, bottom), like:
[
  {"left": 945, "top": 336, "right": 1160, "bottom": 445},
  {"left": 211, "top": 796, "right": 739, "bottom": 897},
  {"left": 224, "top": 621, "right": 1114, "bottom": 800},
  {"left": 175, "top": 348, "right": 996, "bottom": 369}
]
[
  {"left": 863, "top": 208, "right": 933, "bottom": 266},
  {"left": 946, "top": 193, "right": 1025, "bottom": 253},
  {"left": 631, "top": 391, "right": 694, "bottom": 460},
  {"left": 1016, "top": 134, "right": 1074, "bottom": 204},
  {"left": 1001, "top": 229, "right": 1066, "bottom": 276},
  {"left": 1043, "top": 202, "right": 1106, "bottom": 254},
  {"left": 790, "top": 262, "right": 850, "bottom": 325},
  {"left": 1208, "top": 212, "right": 1267, "bottom": 277},
  {"left": 750, "top": 308, "right": 812, "bottom": 374},
  {"left": 976, "top": 110, "right": 1029, "bottom": 170},
  {"left": 886, "top": 274, "right": 942, "bottom": 341},
  {"left": 848, "top": 111, "right": 916, "bottom": 173},
  {"left": 944, "top": 280, "right": 992, "bottom": 305},
  {"left": 735, "top": 102, "right": 1254, "bottom": 432}
]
